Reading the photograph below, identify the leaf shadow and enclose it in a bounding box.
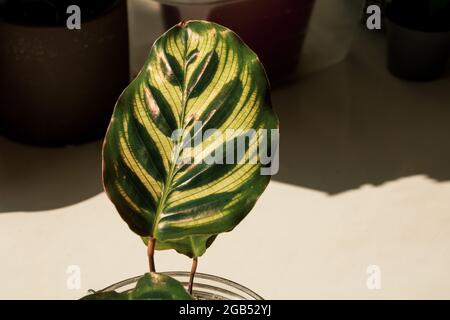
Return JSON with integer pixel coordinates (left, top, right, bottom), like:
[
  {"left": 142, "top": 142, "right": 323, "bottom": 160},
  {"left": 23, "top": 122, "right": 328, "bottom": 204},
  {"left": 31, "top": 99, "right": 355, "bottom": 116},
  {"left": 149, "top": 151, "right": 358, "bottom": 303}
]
[{"left": 272, "top": 43, "right": 450, "bottom": 194}]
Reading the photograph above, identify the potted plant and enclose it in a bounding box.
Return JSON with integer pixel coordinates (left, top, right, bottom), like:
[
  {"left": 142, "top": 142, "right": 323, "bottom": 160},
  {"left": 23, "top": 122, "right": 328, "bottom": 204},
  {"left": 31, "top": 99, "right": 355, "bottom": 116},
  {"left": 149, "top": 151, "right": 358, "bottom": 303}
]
[
  {"left": 81, "top": 20, "right": 279, "bottom": 300},
  {"left": 0, "top": 0, "right": 129, "bottom": 146},
  {"left": 385, "top": 0, "right": 450, "bottom": 80}
]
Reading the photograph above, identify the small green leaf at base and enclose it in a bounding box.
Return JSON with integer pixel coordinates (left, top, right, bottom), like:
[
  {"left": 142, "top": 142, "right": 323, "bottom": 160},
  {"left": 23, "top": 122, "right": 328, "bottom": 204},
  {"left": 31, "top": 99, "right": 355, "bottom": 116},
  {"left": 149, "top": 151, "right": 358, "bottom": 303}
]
[
  {"left": 80, "top": 273, "right": 193, "bottom": 300},
  {"left": 132, "top": 273, "right": 192, "bottom": 300}
]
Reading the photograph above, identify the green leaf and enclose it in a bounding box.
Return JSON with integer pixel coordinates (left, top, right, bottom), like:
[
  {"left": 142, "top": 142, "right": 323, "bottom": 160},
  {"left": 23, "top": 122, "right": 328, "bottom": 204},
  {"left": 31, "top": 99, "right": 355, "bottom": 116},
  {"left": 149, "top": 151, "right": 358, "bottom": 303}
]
[
  {"left": 131, "top": 273, "right": 193, "bottom": 300},
  {"left": 102, "top": 20, "right": 278, "bottom": 258},
  {"left": 80, "top": 273, "right": 193, "bottom": 300}
]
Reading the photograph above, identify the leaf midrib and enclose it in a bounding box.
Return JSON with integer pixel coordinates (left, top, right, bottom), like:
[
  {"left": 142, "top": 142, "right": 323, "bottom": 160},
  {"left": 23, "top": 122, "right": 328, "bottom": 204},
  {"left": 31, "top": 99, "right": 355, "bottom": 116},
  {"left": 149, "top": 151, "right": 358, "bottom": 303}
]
[{"left": 151, "top": 25, "right": 191, "bottom": 238}]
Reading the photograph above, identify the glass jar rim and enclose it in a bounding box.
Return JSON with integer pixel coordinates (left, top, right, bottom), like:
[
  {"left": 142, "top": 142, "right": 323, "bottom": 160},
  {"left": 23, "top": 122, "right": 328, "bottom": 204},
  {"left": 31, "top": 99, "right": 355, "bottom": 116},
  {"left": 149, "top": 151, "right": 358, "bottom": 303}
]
[{"left": 96, "top": 271, "right": 263, "bottom": 300}]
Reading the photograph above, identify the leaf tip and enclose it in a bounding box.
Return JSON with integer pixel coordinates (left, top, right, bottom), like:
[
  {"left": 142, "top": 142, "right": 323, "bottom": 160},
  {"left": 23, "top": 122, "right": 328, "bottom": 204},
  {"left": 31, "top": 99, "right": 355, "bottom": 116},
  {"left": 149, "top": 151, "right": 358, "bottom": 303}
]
[{"left": 178, "top": 20, "right": 188, "bottom": 28}]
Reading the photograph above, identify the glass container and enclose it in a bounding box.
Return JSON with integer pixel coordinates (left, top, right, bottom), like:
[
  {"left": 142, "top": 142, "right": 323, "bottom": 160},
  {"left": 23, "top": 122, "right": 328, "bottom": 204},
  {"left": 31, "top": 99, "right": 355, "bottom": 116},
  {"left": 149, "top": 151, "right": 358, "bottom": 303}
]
[{"left": 92, "top": 272, "right": 263, "bottom": 300}]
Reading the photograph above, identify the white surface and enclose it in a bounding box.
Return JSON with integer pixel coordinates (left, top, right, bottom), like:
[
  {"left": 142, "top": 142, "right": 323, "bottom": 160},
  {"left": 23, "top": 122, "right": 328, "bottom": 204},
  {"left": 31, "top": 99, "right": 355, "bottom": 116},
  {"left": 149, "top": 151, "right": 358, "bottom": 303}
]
[
  {"left": 2, "top": 176, "right": 450, "bottom": 300},
  {"left": 1, "top": 1, "right": 450, "bottom": 300}
]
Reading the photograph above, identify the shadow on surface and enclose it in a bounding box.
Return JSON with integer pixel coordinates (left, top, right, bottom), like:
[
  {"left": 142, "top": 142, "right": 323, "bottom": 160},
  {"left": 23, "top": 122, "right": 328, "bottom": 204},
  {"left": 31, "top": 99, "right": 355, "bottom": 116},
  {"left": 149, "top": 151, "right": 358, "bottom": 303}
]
[
  {"left": 0, "top": 137, "right": 103, "bottom": 212},
  {"left": 273, "top": 32, "right": 450, "bottom": 194},
  {"left": 1, "top": 30, "right": 449, "bottom": 210}
]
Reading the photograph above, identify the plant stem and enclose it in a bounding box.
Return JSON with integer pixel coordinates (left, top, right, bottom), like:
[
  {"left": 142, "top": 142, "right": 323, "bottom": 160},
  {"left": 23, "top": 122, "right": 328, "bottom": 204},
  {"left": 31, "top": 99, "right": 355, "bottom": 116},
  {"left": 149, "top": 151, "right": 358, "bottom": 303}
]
[
  {"left": 188, "top": 257, "right": 198, "bottom": 295},
  {"left": 147, "top": 237, "right": 156, "bottom": 273}
]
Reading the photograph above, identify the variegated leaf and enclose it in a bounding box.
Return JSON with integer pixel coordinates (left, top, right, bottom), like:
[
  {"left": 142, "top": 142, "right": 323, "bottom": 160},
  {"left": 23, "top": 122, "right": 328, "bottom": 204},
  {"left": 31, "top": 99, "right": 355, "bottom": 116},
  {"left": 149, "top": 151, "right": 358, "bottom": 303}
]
[{"left": 102, "top": 20, "right": 278, "bottom": 258}]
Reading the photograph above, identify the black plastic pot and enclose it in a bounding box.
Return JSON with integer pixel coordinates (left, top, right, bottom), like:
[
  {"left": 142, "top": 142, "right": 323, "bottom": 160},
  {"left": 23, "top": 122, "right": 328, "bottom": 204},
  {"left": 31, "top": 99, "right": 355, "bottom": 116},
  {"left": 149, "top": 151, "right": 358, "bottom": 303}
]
[
  {"left": 0, "top": 0, "right": 129, "bottom": 146},
  {"left": 386, "top": 20, "right": 450, "bottom": 80},
  {"left": 385, "top": 0, "right": 450, "bottom": 81}
]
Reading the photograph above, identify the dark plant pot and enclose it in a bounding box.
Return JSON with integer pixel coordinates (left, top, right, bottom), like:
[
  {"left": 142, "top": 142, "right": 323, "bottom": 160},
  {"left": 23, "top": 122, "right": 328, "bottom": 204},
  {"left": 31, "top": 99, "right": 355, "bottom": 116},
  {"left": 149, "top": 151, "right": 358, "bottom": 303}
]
[
  {"left": 386, "top": 19, "right": 450, "bottom": 81},
  {"left": 0, "top": 0, "right": 129, "bottom": 146},
  {"left": 154, "top": 0, "right": 316, "bottom": 85}
]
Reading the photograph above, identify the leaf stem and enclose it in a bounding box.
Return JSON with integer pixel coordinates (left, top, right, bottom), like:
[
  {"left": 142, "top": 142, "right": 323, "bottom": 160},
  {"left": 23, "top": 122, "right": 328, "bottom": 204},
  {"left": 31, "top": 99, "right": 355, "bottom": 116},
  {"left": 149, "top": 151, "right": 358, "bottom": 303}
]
[
  {"left": 147, "top": 237, "right": 156, "bottom": 273},
  {"left": 188, "top": 257, "right": 198, "bottom": 295}
]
